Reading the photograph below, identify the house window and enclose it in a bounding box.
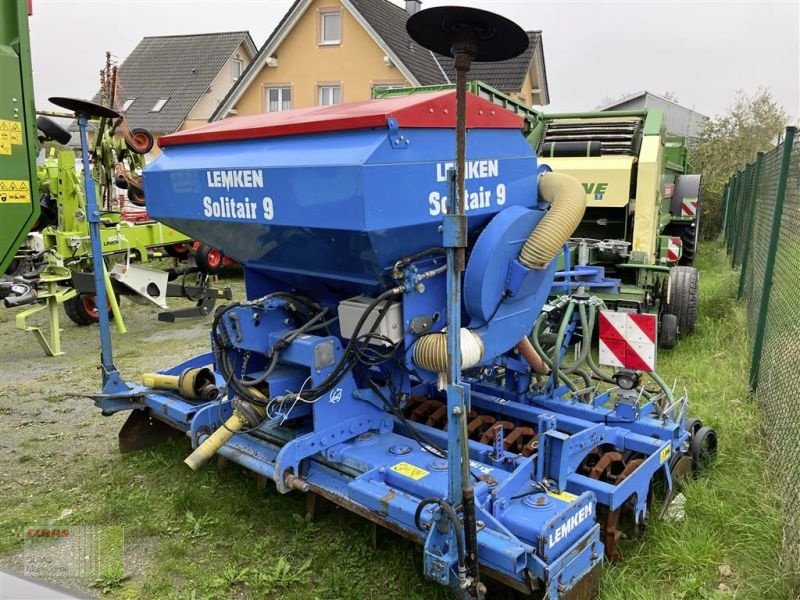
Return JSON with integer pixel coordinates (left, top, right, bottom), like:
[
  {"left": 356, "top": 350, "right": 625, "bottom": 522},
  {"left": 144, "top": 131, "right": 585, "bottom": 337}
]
[
  {"left": 319, "top": 85, "right": 341, "bottom": 106},
  {"left": 231, "top": 58, "right": 243, "bottom": 81},
  {"left": 151, "top": 97, "right": 169, "bottom": 112},
  {"left": 122, "top": 98, "right": 135, "bottom": 111},
  {"left": 266, "top": 86, "right": 292, "bottom": 112},
  {"left": 320, "top": 11, "right": 341, "bottom": 45}
]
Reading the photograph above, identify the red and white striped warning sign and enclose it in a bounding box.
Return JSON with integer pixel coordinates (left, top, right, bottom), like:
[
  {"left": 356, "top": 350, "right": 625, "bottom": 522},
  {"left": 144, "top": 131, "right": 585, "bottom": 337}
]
[
  {"left": 681, "top": 197, "right": 698, "bottom": 217},
  {"left": 666, "top": 237, "right": 681, "bottom": 263},
  {"left": 598, "top": 310, "right": 657, "bottom": 372}
]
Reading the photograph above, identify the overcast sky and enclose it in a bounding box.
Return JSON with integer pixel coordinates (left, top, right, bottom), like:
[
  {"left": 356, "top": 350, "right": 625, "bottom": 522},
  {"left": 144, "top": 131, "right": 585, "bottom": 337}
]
[{"left": 29, "top": 0, "right": 799, "bottom": 122}]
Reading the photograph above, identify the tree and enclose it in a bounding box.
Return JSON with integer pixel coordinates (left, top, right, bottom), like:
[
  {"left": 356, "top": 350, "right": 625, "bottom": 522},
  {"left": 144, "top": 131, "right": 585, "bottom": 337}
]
[
  {"left": 691, "top": 88, "right": 788, "bottom": 239},
  {"left": 661, "top": 91, "right": 679, "bottom": 103}
]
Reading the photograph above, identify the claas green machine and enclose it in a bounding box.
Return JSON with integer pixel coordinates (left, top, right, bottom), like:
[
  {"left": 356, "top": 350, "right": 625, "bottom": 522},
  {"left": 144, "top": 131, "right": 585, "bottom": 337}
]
[{"left": 0, "top": 0, "right": 229, "bottom": 356}]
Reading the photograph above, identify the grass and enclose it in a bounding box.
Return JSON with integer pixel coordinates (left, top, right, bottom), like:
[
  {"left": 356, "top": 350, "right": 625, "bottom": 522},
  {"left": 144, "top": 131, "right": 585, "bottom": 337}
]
[{"left": 0, "top": 241, "right": 795, "bottom": 599}]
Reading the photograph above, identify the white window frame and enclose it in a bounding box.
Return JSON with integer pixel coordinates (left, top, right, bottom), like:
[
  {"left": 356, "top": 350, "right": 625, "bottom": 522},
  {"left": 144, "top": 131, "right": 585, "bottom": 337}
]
[
  {"left": 231, "top": 58, "right": 243, "bottom": 81},
  {"left": 150, "top": 97, "right": 169, "bottom": 112},
  {"left": 122, "top": 98, "right": 135, "bottom": 111},
  {"left": 318, "top": 85, "right": 341, "bottom": 106},
  {"left": 320, "top": 10, "right": 341, "bottom": 45},
  {"left": 265, "top": 86, "right": 292, "bottom": 112}
]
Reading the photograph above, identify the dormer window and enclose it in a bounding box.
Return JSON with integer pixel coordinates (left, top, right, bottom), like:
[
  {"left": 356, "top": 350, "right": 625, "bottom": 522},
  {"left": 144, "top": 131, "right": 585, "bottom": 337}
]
[
  {"left": 320, "top": 10, "right": 341, "bottom": 45},
  {"left": 122, "top": 98, "right": 135, "bottom": 111}
]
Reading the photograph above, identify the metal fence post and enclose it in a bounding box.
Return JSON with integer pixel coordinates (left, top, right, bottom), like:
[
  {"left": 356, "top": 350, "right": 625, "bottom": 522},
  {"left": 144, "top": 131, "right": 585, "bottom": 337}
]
[
  {"left": 728, "top": 171, "right": 744, "bottom": 263},
  {"left": 749, "top": 126, "right": 796, "bottom": 391},
  {"left": 737, "top": 153, "right": 764, "bottom": 298},
  {"left": 721, "top": 182, "right": 731, "bottom": 240},
  {"left": 726, "top": 173, "right": 738, "bottom": 253}
]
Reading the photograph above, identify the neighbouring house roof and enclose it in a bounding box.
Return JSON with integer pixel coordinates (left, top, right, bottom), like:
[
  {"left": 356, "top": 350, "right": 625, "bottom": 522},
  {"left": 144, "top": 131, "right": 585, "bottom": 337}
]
[
  {"left": 102, "top": 31, "right": 256, "bottom": 133},
  {"left": 597, "top": 90, "right": 709, "bottom": 119},
  {"left": 436, "top": 31, "right": 544, "bottom": 94},
  {"left": 211, "top": 0, "right": 547, "bottom": 120}
]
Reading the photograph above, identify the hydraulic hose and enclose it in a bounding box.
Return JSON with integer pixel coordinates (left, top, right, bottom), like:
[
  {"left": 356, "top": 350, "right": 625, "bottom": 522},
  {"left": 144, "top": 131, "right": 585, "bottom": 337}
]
[
  {"left": 552, "top": 301, "right": 576, "bottom": 376},
  {"left": 531, "top": 311, "right": 579, "bottom": 392},
  {"left": 563, "top": 302, "right": 594, "bottom": 374},
  {"left": 519, "top": 172, "right": 587, "bottom": 269},
  {"left": 583, "top": 304, "right": 616, "bottom": 384}
]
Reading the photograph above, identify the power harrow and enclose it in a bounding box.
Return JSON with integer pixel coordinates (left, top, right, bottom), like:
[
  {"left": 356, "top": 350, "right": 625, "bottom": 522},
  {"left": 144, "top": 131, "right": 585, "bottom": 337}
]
[{"left": 67, "top": 6, "right": 716, "bottom": 598}]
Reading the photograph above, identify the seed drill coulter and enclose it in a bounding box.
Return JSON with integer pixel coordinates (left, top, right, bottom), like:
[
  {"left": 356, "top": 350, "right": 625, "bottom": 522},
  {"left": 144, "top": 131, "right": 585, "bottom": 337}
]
[{"left": 73, "top": 7, "right": 715, "bottom": 598}]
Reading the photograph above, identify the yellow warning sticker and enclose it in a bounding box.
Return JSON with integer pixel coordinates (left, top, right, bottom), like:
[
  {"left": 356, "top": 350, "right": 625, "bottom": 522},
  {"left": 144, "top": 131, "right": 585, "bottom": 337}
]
[
  {"left": 660, "top": 443, "right": 671, "bottom": 464},
  {"left": 0, "top": 131, "right": 10, "bottom": 155},
  {"left": 547, "top": 490, "right": 578, "bottom": 503},
  {"left": 390, "top": 462, "right": 430, "bottom": 480},
  {"left": 0, "top": 120, "right": 24, "bottom": 146},
  {"left": 0, "top": 179, "right": 31, "bottom": 204}
]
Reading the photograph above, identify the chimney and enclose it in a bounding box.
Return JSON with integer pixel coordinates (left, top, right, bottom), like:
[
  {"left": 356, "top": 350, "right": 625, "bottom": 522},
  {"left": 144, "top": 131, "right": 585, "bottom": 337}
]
[{"left": 405, "top": 0, "right": 421, "bottom": 15}]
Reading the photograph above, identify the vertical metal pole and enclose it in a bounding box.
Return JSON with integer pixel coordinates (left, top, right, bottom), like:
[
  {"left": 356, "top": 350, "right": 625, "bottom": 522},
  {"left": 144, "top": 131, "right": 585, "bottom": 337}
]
[
  {"left": 749, "top": 126, "right": 795, "bottom": 391},
  {"left": 737, "top": 153, "right": 764, "bottom": 299},
  {"left": 721, "top": 182, "right": 731, "bottom": 240},
  {"left": 445, "top": 49, "right": 481, "bottom": 592},
  {"left": 728, "top": 173, "right": 742, "bottom": 262},
  {"left": 78, "top": 113, "right": 121, "bottom": 389}
]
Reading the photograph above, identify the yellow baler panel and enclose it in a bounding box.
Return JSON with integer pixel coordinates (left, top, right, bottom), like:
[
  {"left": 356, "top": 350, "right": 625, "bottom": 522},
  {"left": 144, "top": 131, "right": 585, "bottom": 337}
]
[
  {"left": 631, "top": 136, "right": 664, "bottom": 263},
  {"left": 539, "top": 156, "right": 635, "bottom": 208}
]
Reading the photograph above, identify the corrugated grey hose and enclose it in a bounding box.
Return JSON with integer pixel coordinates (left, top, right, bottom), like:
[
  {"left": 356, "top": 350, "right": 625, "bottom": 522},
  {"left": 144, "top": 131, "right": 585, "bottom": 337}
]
[{"left": 414, "top": 171, "right": 587, "bottom": 375}]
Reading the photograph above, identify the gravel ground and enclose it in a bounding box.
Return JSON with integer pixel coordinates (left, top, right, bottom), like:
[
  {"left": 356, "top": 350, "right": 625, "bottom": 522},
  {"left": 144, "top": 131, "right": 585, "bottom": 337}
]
[{"left": 0, "top": 275, "right": 243, "bottom": 597}]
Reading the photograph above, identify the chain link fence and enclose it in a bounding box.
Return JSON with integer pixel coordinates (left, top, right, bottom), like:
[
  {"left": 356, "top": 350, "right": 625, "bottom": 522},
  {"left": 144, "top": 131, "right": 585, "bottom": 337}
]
[{"left": 722, "top": 126, "right": 800, "bottom": 581}]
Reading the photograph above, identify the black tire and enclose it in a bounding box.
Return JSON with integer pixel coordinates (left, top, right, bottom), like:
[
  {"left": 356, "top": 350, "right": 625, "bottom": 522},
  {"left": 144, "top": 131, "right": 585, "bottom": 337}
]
[
  {"left": 659, "top": 313, "right": 678, "bottom": 349},
  {"left": 164, "top": 243, "right": 191, "bottom": 259},
  {"left": 125, "top": 128, "right": 154, "bottom": 154},
  {"left": 690, "top": 425, "right": 717, "bottom": 475},
  {"left": 64, "top": 291, "right": 119, "bottom": 326},
  {"left": 667, "top": 266, "right": 699, "bottom": 335},
  {"left": 678, "top": 222, "right": 699, "bottom": 266},
  {"left": 685, "top": 417, "right": 703, "bottom": 439},
  {"left": 127, "top": 185, "right": 146, "bottom": 207},
  {"left": 36, "top": 115, "right": 71, "bottom": 145},
  {"left": 5, "top": 258, "right": 25, "bottom": 277},
  {"left": 195, "top": 243, "right": 224, "bottom": 274}
]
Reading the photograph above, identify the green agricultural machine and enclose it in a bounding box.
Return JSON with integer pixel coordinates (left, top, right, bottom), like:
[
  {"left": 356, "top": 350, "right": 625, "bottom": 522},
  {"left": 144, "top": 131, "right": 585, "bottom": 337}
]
[
  {"left": 375, "top": 81, "right": 702, "bottom": 347},
  {"left": 0, "top": 0, "right": 229, "bottom": 356}
]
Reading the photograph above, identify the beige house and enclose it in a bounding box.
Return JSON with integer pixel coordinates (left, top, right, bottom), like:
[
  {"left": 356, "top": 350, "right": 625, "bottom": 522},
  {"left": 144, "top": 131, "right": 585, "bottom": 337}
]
[
  {"left": 107, "top": 31, "right": 257, "bottom": 155},
  {"left": 211, "top": 0, "right": 549, "bottom": 120}
]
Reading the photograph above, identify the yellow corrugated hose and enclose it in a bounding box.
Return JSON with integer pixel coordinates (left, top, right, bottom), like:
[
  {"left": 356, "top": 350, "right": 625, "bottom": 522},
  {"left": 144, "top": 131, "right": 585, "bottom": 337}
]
[{"left": 519, "top": 172, "right": 586, "bottom": 269}]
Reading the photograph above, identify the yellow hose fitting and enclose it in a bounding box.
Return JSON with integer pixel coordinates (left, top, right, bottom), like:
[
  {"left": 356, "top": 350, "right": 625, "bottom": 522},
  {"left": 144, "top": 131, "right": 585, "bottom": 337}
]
[
  {"left": 142, "top": 367, "right": 219, "bottom": 401},
  {"left": 184, "top": 412, "right": 248, "bottom": 471},
  {"left": 519, "top": 172, "right": 587, "bottom": 269},
  {"left": 184, "top": 400, "right": 265, "bottom": 471}
]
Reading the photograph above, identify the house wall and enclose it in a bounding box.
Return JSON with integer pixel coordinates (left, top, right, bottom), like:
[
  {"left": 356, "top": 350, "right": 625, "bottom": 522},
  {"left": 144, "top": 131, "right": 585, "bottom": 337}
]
[
  {"left": 186, "top": 41, "right": 254, "bottom": 122},
  {"left": 233, "top": 0, "right": 409, "bottom": 115}
]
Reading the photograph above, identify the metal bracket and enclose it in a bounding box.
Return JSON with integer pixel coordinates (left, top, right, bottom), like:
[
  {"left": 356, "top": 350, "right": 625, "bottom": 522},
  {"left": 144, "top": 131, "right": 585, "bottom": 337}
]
[{"left": 386, "top": 117, "right": 409, "bottom": 149}]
